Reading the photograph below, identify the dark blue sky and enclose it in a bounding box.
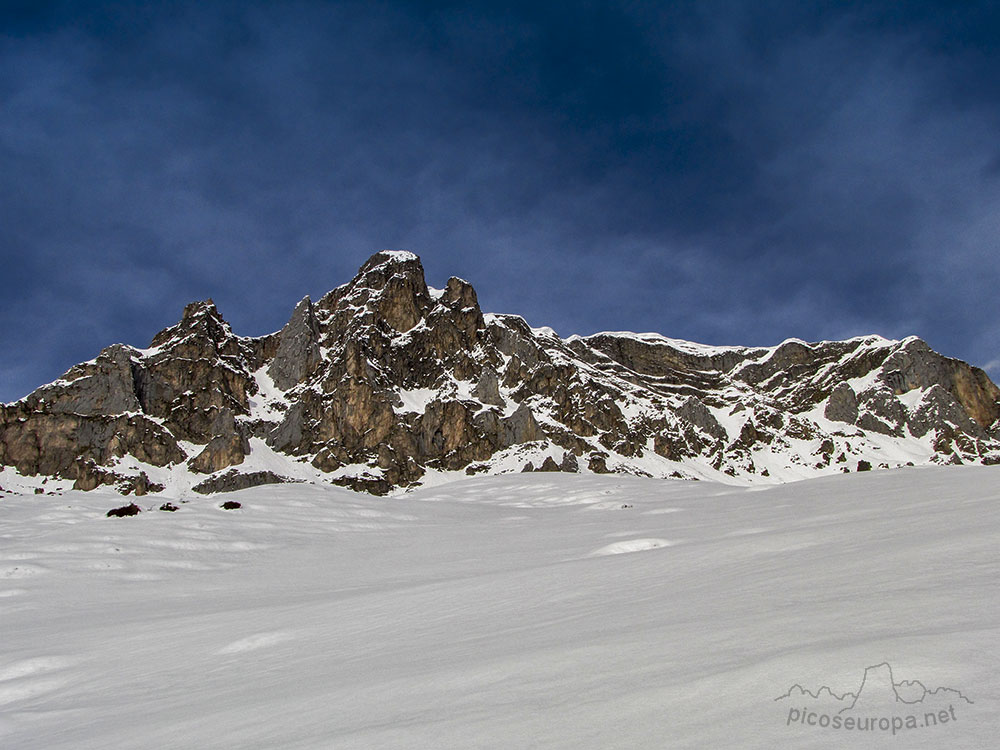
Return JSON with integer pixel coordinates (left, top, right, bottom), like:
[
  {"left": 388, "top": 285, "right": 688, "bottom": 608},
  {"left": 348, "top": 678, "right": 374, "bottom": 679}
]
[{"left": 3, "top": 1, "right": 1000, "bottom": 401}]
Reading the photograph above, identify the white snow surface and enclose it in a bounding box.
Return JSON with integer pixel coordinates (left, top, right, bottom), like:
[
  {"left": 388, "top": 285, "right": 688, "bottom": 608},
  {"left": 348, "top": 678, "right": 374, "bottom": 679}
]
[
  {"left": 569, "top": 330, "right": 901, "bottom": 360},
  {"left": 0, "top": 467, "right": 997, "bottom": 748},
  {"left": 371, "top": 249, "right": 418, "bottom": 264},
  {"left": 568, "top": 330, "right": 756, "bottom": 355}
]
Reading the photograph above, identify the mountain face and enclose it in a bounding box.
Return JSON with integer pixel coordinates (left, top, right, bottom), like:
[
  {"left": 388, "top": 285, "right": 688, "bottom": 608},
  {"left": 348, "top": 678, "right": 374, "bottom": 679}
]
[{"left": 2, "top": 250, "right": 999, "bottom": 496}]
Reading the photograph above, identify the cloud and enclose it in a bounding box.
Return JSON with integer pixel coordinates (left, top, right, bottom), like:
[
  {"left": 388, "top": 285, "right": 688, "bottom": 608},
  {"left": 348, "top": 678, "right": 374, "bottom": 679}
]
[{"left": 1, "top": 1, "right": 999, "bottom": 400}]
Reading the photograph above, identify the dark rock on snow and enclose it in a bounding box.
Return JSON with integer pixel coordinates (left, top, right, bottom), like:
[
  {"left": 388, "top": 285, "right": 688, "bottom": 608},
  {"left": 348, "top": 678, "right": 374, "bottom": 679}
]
[{"left": 191, "top": 470, "right": 294, "bottom": 495}]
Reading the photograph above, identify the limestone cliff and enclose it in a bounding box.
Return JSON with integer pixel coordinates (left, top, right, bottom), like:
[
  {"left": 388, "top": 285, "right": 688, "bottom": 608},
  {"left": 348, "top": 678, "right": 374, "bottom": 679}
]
[{"left": 2, "top": 251, "right": 998, "bottom": 494}]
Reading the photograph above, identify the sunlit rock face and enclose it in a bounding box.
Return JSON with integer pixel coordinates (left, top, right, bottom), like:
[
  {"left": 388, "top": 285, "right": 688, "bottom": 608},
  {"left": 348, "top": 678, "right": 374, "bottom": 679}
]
[{"left": 3, "top": 250, "right": 999, "bottom": 495}]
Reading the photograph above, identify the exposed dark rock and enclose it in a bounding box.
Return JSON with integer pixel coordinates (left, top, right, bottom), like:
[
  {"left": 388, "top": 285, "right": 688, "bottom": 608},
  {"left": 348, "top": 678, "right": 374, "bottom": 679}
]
[
  {"left": 824, "top": 382, "right": 859, "bottom": 424},
  {"left": 857, "top": 412, "right": 897, "bottom": 436},
  {"left": 267, "top": 401, "right": 307, "bottom": 453},
  {"left": 1, "top": 411, "right": 184, "bottom": 480},
  {"left": 220, "top": 500, "right": 242, "bottom": 510},
  {"left": 132, "top": 472, "right": 163, "bottom": 496},
  {"left": 472, "top": 367, "right": 504, "bottom": 406},
  {"left": 269, "top": 297, "right": 322, "bottom": 390},
  {"left": 675, "top": 395, "right": 727, "bottom": 440},
  {"left": 191, "top": 470, "right": 294, "bottom": 495},
  {"left": 502, "top": 404, "right": 544, "bottom": 447},
  {"left": 882, "top": 338, "right": 1000, "bottom": 429},
  {"left": 331, "top": 475, "right": 392, "bottom": 495},
  {"left": 857, "top": 386, "right": 907, "bottom": 435},
  {"left": 908, "top": 385, "right": 983, "bottom": 438},
  {"left": 73, "top": 459, "right": 118, "bottom": 491},
  {"left": 588, "top": 453, "right": 609, "bottom": 474},
  {"left": 729, "top": 420, "right": 764, "bottom": 451},
  {"left": 26, "top": 344, "right": 141, "bottom": 416},
  {"left": 70, "top": 462, "right": 164, "bottom": 496},
  {"left": 107, "top": 503, "right": 141, "bottom": 517},
  {"left": 537, "top": 456, "right": 561, "bottom": 472},
  {"left": 189, "top": 432, "right": 250, "bottom": 474}
]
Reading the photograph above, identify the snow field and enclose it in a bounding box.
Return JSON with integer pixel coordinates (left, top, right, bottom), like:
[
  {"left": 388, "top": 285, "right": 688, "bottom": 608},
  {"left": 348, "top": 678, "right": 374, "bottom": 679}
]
[{"left": 0, "top": 467, "right": 997, "bottom": 748}]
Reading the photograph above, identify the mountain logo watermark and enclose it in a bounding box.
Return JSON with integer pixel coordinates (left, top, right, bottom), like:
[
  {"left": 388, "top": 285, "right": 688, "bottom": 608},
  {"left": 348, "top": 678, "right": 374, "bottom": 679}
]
[{"left": 775, "top": 662, "right": 973, "bottom": 735}]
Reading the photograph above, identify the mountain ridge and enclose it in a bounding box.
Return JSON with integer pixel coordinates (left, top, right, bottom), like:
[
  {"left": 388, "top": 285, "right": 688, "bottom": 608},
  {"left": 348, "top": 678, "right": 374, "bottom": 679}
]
[{"left": 2, "top": 250, "right": 998, "bottom": 496}]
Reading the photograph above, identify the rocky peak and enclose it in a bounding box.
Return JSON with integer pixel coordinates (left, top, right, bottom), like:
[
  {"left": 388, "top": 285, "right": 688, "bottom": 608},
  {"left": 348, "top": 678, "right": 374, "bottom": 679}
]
[
  {"left": 882, "top": 337, "right": 1000, "bottom": 429},
  {"left": 149, "top": 299, "right": 239, "bottom": 359},
  {"left": 442, "top": 275, "right": 478, "bottom": 307},
  {"left": 356, "top": 249, "right": 423, "bottom": 278},
  {"left": 337, "top": 250, "right": 433, "bottom": 333},
  {"left": 19, "top": 344, "right": 142, "bottom": 417}
]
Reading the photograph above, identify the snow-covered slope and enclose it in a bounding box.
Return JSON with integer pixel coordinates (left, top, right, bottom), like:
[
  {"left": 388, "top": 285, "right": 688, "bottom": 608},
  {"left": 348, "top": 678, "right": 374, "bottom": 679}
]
[{"left": 0, "top": 467, "right": 997, "bottom": 748}]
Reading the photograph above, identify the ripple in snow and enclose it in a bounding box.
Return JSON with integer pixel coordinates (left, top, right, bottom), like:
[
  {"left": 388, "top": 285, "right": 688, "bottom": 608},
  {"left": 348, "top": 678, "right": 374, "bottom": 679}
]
[{"left": 591, "top": 538, "right": 672, "bottom": 556}]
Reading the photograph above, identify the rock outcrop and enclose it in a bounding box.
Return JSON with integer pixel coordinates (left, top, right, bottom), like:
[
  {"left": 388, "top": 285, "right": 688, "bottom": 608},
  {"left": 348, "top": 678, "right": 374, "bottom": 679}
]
[
  {"left": 191, "top": 470, "right": 295, "bottom": 495},
  {"left": 824, "top": 382, "right": 859, "bottom": 424},
  {"left": 2, "top": 250, "right": 999, "bottom": 495}
]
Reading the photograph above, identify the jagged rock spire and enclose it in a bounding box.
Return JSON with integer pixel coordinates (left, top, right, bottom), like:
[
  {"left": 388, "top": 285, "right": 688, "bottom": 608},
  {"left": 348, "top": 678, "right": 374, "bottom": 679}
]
[{"left": 268, "top": 296, "right": 322, "bottom": 391}]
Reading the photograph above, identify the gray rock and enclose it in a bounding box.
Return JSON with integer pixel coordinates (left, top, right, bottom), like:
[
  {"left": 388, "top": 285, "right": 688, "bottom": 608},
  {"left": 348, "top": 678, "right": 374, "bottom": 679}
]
[
  {"left": 538, "top": 456, "right": 560, "bottom": 472},
  {"left": 485, "top": 315, "right": 544, "bottom": 367},
  {"left": 502, "top": 404, "right": 544, "bottom": 447},
  {"left": 34, "top": 344, "right": 141, "bottom": 416},
  {"left": 857, "top": 412, "right": 897, "bottom": 436},
  {"left": 188, "top": 432, "right": 250, "bottom": 474},
  {"left": 857, "top": 386, "right": 908, "bottom": 431},
  {"left": 268, "top": 402, "right": 307, "bottom": 453},
  {"left": 676, "top": 396, "right": 727, "bottom": 440},
  {"left": 1, "top": 411, "right": 184, "bottom": 479},
  {"left": 191, "top": 470, "right": 294, "bottom": 495},
  {"left": 908, "top": 385, "right": 982, "bottom": 438},
  {"left": 588, "top": 453, "right": 609, "bottom": 473},
  {"left": 472, "top": 367, "right": 504, "bottom": 406},
  {"left": 883, "top": 339, "right": 1000, "bottom": 429},
  {"left": 824, "top": 382, "right": 859, "bottom": 424},
  {"left": 268, "top": 296, "right": 322, "bottom": 391}
]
